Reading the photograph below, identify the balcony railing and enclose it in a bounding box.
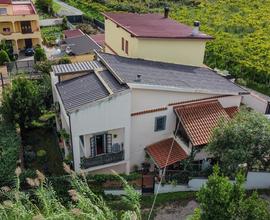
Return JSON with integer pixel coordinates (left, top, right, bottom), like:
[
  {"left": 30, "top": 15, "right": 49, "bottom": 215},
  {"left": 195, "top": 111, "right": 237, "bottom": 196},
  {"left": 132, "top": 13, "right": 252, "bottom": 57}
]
[{"left": 81, "top": 150, "right": 124, "bottom": 169}]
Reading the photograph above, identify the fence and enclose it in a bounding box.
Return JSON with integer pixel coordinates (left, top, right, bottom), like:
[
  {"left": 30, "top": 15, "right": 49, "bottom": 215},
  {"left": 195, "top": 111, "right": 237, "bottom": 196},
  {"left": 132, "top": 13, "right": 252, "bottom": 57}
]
[{"left": 7, "top": 60, "right": 35, "bottom": 75}]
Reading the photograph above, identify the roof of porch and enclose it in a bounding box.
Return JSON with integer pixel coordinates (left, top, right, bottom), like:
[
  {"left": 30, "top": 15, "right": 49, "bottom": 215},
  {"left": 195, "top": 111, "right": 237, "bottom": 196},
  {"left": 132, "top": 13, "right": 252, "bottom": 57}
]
[{"left": 145, "top": 138, "right": 188, "bottom": 169}]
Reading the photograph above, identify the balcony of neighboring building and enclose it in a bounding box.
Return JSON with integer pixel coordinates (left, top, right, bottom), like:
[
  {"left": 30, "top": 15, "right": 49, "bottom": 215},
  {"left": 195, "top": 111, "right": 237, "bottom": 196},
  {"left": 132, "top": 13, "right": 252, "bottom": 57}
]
[
  {"left": 0, "top": 20, "right": 41, "bottom": 40},
  {"left": 79, "top": 128, "right": 126, "bottom": 170}
]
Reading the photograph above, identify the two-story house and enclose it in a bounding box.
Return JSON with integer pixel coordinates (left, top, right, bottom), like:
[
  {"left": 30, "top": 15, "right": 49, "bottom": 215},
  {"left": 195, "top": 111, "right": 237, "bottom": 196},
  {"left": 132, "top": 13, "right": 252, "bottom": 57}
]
[
  {"left": 0, "top": 0, "right": 42, "bottom": 54},
  {"left": 50, "top": 11, "right": 249, "bottom": 174},
  {"left": 103, "top": 10, "right": 212, "bottom": 67}
]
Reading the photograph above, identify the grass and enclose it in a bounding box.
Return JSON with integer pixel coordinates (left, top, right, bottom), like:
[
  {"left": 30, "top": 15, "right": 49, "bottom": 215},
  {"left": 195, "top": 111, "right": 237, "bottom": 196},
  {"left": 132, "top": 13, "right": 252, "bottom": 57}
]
[{"left": 23, "top": 127, "right": 64, "bottom": 175}]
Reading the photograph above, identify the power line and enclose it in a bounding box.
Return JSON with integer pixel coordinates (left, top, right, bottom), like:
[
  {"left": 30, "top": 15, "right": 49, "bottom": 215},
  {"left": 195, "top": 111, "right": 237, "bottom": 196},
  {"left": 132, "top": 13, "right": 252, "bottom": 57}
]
[{"left": 147, "top": 121, "right": 180, "bottom": 220}]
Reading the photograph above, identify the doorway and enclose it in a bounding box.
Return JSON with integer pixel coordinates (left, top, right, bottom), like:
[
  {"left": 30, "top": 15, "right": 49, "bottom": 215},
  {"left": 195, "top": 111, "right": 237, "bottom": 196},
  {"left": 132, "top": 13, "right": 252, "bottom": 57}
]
[
  {"left": 24, "top": 39, "right": 32, "bottom": 48},
  {"left": 96, "top": 135, "right": 104, "bottom": 155}
]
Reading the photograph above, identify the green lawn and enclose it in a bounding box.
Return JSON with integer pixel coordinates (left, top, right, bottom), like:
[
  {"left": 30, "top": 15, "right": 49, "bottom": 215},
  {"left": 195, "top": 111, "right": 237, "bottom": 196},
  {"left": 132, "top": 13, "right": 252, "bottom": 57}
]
[
  {"left": 41, "top": 25, "right": 63, "bottom": 46},
  {"left": 24, "top": 127, "right": 64, "bottom": 175}
]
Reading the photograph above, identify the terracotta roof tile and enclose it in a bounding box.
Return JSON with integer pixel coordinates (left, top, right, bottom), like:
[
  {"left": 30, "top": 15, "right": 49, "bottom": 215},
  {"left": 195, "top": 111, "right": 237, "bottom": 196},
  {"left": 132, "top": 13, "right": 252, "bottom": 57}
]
[
  {"left": 224, "top": 106, "right": 239, "bottom": 118},
  {"left": 175, "top": 100, "right": 230, "bottom": 146},
  {"left": 145, "top": 138, "right": 188, "bottom": 168}
]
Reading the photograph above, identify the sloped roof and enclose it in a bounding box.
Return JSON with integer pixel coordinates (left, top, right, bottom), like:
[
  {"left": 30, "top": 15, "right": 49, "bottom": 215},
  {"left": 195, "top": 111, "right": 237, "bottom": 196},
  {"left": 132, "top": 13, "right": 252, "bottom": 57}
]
[
  {"left": 224, "top": 106, "right": 239, "bottom": 118},
  {"left": 97, "top": 52, "right": 248, "bottom": 95},
  {"left": 56, "top": 71, "right": 129, "bottom": 112},
  {"left": 64, "top": 35, "right": 101, "bottom": 55},
  {"left": 64, "top": 29, "right": 84, "bottom": 38},
  {"left": 90, "top": 33, "right": 105, "bottom": 46},
  {"left": 103, "top": 12, "right": 212, "bottom": 39},
  {"left": 174, "top": 100, "right": 231, "bottom": 146},
  {"left": 145, "top": 138, "right": 188, "bottom": 168},
  {"left": 52, "top": 61, "right": 102, "bottom": 75}
]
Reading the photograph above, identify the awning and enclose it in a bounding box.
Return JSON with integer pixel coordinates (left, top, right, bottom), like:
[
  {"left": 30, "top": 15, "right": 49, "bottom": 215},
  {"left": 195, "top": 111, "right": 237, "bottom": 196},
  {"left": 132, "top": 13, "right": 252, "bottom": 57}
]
[
  {"left": 145, "top": 138, "right": 188, "bottom": 169},
  {"left": 174, "top": 100, "right": 236, "bottom": 146}
]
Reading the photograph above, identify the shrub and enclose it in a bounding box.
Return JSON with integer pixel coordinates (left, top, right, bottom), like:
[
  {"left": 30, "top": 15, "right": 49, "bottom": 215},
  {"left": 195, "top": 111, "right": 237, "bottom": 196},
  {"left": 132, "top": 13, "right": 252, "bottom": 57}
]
[
  {"left": 0, "top": 50, "right": 10, "bottom": 65},
  {"left": 34, "top": 47, "right": 47, "bottom": 62},
  {"left": 58, "top": 56, "right": 71, "bottom": 64},
  {"left": 76, "top": 24, "right": 97, "bottom": 35}
]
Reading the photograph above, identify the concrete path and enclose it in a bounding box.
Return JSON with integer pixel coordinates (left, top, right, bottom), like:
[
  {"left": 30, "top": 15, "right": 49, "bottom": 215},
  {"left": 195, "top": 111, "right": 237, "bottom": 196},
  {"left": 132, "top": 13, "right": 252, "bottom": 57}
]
[
  {"left": 54, "top": 0, "right": 83, "bottom": 16},
  {"left": 40, "top": 18, "right": 63, "bottom": 27}
]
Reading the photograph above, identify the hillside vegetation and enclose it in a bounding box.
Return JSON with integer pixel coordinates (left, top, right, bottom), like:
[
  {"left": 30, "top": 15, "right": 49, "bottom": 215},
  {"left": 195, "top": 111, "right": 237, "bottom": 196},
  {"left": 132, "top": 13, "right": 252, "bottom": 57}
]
[{"left": 62, "top": 0, "right": 270, "bottom": 95}]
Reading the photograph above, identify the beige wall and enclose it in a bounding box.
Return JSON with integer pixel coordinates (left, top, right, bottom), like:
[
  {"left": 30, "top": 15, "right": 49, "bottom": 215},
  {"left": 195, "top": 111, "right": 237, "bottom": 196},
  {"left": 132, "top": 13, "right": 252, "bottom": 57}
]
[
  {"left": 105, "top": 19, "right": 208, "bottom": 66},
  {"left": 69, "top": 54, "right": 95, "bottom": 63},
  {"left": 105, "top": 19, "right": 138, "bottom": 57}
]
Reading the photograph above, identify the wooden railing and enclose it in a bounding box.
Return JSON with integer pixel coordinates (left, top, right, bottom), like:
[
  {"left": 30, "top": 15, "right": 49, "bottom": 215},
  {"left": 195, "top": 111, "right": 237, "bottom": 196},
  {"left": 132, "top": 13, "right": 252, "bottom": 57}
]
[{"left": 81, "top": 150, "right": 124, "bottom": 169}]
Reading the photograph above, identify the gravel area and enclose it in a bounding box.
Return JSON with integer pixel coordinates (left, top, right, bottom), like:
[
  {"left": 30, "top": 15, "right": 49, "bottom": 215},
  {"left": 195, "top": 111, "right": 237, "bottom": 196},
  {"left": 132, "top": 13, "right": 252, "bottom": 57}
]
[{"left": 154, "top": 200, "right": 198, "bottom": 220}]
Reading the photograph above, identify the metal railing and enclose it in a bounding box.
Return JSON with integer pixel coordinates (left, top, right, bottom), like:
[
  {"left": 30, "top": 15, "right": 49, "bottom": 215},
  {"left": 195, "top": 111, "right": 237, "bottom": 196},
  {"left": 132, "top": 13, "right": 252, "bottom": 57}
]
[{"left": 81, "top": 150, "right": 124, "bottom": 169}]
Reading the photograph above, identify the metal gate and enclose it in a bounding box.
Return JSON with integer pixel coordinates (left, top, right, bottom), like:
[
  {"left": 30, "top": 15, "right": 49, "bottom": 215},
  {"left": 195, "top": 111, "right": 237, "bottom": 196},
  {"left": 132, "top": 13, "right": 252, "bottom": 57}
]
[{"left": 141, "top": 174, "right": 155, "bottom": 194}]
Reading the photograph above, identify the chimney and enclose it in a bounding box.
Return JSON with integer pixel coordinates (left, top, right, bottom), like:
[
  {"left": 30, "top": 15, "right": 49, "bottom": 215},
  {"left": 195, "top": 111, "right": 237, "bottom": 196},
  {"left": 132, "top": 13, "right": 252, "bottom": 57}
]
[
  {"left": 164, "top": 7, "right": 170, "bottom": 18},
  {"left": 192, "top": 21, "right": 200, "bottom": 36}
]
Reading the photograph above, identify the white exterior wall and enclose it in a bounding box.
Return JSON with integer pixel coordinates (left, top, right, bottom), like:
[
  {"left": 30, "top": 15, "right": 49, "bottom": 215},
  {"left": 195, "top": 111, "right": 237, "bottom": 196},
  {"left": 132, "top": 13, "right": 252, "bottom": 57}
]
[
  {"left": 242, "top": 93, "right": 268, "bottom": 114},
  {"left": 130, "top": 89, "right": 215, "bottom": 169},
  {"left": 69, "top": 91, "right": 131, "bottom": 172},
  {"left": 129, "top": 89, "right": 242, "bottom": 170}
]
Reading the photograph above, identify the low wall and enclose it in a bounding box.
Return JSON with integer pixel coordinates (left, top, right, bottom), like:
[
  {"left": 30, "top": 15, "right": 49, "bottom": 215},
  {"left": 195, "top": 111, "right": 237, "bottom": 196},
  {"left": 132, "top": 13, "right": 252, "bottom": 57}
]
[
  {"left": 188, "top": 171, "right": 270, "bottom": 190},
  {"left": 245, "top": 172, "right": 270, "bottom": 189}
]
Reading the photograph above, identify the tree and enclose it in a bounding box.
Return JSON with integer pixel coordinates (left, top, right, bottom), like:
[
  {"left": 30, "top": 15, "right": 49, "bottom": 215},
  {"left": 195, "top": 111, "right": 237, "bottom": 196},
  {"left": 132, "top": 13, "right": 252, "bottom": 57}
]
[
  {"left": 0, "top": 165, "right": 141, "bottom": 220},
  {"left": 58, "top": 56, "right": 71, "bottom": 64},
  {"left": 192, "top": 166, "right": 270, "bottom": 220},
  {"left": 62, "top": 16, "right": 68, "bottom": 30},
  {"left": 34, "top": 47, "right": 47, "bottom": 62},
  {"left": 207, "top": 109, "right": 270, "bottom": 175},
  {"left": 0, "top": 49, "right": 10, "bottom": 65},
  {"left": 1, "top": 77, "right": 42, "bottom": 138},
  {"left": 36, "top": 0, "right": 53, "bottom": 14}
]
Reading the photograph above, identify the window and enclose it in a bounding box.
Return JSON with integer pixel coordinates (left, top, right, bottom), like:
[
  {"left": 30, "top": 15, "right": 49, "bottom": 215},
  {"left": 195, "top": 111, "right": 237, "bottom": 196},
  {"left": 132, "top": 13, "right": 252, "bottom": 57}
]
[
  {"left": 125, "top": 40, "right": 128, "bottom": 54},
  {"left": 3, "top": 28, "right": 10, "bottom": 33},
  {"left": 0, "top": 8, "right": 7, "bottom": 15},
  {"left": 121, "top": 37, "right": 124, "bottom": 51},
  {"left": 90, "top": 133, "right": 112, "bottom": 157},
  {"left": 154, "top": 116, "right": 166, "bottom": 132}
]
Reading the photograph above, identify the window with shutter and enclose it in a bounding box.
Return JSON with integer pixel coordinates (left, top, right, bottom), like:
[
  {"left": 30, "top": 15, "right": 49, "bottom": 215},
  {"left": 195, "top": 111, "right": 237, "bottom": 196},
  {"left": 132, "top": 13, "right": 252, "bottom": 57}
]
[
  {"left": 121, "top": 37, "right": 124, "bottom": 51},
  {"left": 125, "top": 40, "right": 128, "bottom": 54}
]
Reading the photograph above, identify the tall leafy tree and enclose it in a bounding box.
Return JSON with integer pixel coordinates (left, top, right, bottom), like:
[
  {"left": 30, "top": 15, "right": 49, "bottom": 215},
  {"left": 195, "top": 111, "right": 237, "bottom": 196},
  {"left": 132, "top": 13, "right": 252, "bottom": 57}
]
[
  {"left": 193, "top": 166, "right": 270, "bottom": 220},
  {"left": 207, "top": 109, "right": 270, "bottom": 175},
  {"left": 1, "top": 77, "right": 42, "bottom": 138}
]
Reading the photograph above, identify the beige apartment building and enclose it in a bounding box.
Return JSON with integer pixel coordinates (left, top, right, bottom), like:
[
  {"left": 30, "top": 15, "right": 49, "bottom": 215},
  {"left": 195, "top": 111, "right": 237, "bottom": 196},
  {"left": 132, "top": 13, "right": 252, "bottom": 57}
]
[{"left": 0, "top": 0, "right": 42, "bottom": 54}]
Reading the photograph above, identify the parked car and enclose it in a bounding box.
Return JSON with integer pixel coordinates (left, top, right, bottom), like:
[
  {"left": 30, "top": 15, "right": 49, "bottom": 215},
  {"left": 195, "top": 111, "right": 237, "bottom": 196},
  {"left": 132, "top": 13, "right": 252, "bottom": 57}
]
[{"left": 25, "top": 48, "right": 35, "bottom": 56}]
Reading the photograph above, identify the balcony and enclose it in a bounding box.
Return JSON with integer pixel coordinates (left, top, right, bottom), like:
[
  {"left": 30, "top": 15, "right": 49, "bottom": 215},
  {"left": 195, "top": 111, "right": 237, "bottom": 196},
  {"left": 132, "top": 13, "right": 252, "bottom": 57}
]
[{"left": 81, "top": 150, "right": 124, "bottom": 169}]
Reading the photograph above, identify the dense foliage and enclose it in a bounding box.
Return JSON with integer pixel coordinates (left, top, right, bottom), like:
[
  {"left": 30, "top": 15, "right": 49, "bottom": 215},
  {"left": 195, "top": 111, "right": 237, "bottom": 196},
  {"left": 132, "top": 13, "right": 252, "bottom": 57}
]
[
  {"left": 193, "top": 166, "right": 270, "bottom": 220},
  {"left": 0, "top": 166, "right": 141, "bottom": 220},
  {"left": 0, "top": 50, "right": 10, "bottom": 65},
  {"left": 207, "top": 109, "right": 270, "bottom": 176},
  {"left": 0, "top": 123, "right": 20, "bottom": 187},
  {"left": 35, "top": 0, "right": 53, "bottom": 15},
  {"left": 34, "top": 47, "right": 47, "bottom": 62},
  {"left": 171, "top": 0, "right": 270, "bottom": 95},
  {"left": 1, "top": 77, "right": 42, "bottom": 135}
]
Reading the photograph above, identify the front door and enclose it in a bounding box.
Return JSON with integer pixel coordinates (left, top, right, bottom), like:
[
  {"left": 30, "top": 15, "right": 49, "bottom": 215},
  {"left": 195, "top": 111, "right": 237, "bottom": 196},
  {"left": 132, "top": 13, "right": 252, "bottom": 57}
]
[
  {"left": 96, "top": 135, "right": 104, "bottom": 155},
  {"left": 25, "top": 39, "right": 32, "bottom": 48}
]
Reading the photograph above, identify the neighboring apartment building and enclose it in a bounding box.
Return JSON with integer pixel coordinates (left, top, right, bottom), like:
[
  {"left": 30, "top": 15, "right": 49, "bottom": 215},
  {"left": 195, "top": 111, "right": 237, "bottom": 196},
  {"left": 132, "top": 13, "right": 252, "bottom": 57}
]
[
  {"left": 0, "top": 0, "right": 42, "bottom": 54},
  {"left": 51, "top": 52, "right": 248, "bottom": 173},
  {"left": 103, "top": 10, "right": 213, "bottom": 67}
]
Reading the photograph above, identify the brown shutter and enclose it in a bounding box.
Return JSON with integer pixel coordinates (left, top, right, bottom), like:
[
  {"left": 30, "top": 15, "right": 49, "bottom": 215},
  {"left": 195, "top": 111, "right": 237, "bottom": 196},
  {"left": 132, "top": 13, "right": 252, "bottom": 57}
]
[
  {"left": 121, "top": 37, "right": 124, "bottom": 51},
  {"left": 125, "top": 40, "right": 128, "bottom": 54}
]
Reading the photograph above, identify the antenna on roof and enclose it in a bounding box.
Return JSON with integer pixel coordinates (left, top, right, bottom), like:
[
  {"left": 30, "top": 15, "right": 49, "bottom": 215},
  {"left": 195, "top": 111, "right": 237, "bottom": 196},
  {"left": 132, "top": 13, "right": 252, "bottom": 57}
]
[
  {"left": 192, "top": 21, "right": 200, "bottom": 36},
  {"left": 164, "top": 6, "right": 170, "bottom": 18},
  {"left": 135, "top": 74, "right": 142, "bottom": 82}
]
